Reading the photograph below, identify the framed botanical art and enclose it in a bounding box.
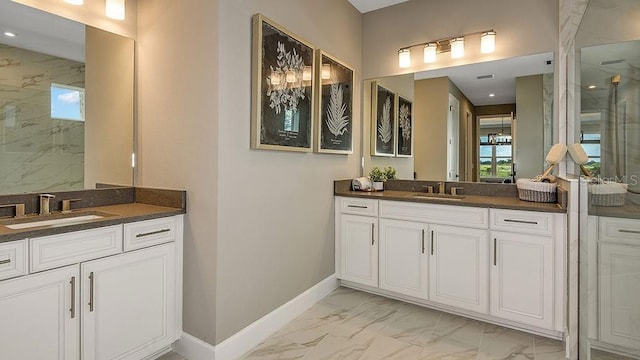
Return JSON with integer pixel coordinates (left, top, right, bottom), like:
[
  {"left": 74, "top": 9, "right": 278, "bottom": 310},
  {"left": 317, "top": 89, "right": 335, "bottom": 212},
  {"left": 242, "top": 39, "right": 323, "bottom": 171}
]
[
  {"left": 396, "top": 95, "right": 413, "bottom": 157},
  {"left": 371, "top": 82, "right": 396, "bottom": 156},
  {"left": 251, "top": 14, "right": 316, "bottom": 152},
  {"left": 315, "top": 51, "right": 354, "bottom": 154}
]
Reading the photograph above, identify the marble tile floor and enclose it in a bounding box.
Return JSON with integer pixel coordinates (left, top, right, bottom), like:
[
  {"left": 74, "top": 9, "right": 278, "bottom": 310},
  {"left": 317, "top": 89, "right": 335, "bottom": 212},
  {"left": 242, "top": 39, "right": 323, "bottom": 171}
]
[{"left": 159, "top": 287, "right": 572, "bottom": 360}]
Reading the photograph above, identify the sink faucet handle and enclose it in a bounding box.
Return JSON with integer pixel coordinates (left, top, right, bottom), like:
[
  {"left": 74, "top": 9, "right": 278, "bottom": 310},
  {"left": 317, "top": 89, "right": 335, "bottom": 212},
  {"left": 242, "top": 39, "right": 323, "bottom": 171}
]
[
  {"left": 61, "top": 198, "right": 81, "bottom": 212},
  {"left": 421, "top": 185, "right": 434, "bottom": 194},
  {"left": 450, "top": 187, "right": 464, "bottom": 195},
  {"left": 0, "top": 203, "right": 25, "bottom": 218}
]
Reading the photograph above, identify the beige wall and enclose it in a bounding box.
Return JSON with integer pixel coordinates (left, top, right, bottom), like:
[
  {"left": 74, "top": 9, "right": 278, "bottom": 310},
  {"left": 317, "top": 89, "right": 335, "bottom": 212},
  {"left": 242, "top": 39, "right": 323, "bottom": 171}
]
[
  {"left": 361, "top": 0, "right": 559, "bottom": 79},
  {"left": 364, "top": 74, "right": 415, "bottom": 179},
  {"left": 516, "top": 75, "right": 545, "bottom": 179},
  {"left": 14, "top": 0, "right": 136, "bottom": 39},
  {"left": 414, "top": 77, "right": 449, "bottom": 180},
  {"left": 85, "top": 26, "right": 134, "bottom": 188},
  {"left": 216, "top": 0, "right": 361, "bottom": 343},
  {"left": 136, "top": 0, "right": 219, "bottom": 344}
]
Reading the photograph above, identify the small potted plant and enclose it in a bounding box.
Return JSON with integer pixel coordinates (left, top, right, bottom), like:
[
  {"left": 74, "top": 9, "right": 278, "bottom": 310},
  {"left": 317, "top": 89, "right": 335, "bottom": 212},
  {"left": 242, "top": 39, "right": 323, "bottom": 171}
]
[
  {"left": 369, "top": 167, "right": 385, "bottom": 191},
  {"left": 384, "top": 167, "right": 397, "bottom": 181}
]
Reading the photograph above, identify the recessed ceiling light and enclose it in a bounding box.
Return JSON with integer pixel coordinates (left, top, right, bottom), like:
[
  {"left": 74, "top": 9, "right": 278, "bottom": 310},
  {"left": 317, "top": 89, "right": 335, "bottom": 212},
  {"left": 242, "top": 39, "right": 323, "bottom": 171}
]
[
  {"left": 489, "top": 93, "right": 496, "bottom": 97},
  {"left": 588, "top": 85, "right": 597, "bottom": 89},
  {"left": 3, "top": 32, "right": 17, "bottom": 38}
]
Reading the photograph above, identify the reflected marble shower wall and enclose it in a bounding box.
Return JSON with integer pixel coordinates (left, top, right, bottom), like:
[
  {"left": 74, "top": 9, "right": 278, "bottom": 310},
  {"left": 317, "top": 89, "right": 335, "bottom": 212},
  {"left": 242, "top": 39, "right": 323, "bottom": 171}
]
[
  {"left": 543, "top": 72, "right": 554, "bottom": 156},
  {"left": 0, "top": 43, "right": 85, "bottom": 194}
]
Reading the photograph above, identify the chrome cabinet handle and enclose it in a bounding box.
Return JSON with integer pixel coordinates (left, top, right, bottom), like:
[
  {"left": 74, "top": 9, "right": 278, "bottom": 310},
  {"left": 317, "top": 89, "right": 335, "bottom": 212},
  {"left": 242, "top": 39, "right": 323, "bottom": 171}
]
[
  {"left": 347, "top": 205, "right": 368, "bottom": 209},
  {"left": 421, "top": 229, "right": 425, "bottom": 254},
  {"left": 89, "top": 272, "right": 95, "bottom": 312},
  {"left": 136, "top": 228, "right": 170, "bottom": 238},
  {"left": 70, "top": 276, "right": 76, "bottom": 319},
  {"left": 493, "top": 238, "right": 497, "bottom": 266},
  {"left": 0, "top": 258, "right": 10, "bottom": 265},
  {"left": 504, "top": 219, "right": 538, "bottom": 225},
  {"left": 371, "top": 223, "right": 375, "bottom": 245},
  {"left": 619, "top": 229, "right": 640, "bottom": 235},
  {"left": 430, "top": 231, "right": 434, "bottom": 255}
]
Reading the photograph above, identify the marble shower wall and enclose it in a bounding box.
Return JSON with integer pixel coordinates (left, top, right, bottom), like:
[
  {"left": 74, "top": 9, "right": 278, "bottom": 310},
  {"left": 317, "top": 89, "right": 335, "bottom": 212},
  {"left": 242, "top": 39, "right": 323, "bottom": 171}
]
[{"left": 0, "top": 44, "right": 85, "bottom": 194}]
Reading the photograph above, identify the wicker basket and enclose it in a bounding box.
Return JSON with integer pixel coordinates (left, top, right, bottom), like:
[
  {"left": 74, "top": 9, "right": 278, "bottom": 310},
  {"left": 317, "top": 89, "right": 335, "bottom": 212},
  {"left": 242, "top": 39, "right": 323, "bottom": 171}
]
[
  {"left": 589, "top": 182, "right": 627, "bottom": 207},
  {"left": 516, "top": 179, "right": 557, "bottom": 203}
]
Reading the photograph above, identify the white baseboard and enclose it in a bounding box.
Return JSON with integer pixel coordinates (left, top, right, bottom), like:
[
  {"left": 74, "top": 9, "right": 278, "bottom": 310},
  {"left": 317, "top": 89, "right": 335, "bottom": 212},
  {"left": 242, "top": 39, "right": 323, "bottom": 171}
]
[
  {"left": 174, "top": 274, "right": 338, "bottom": 360},
  {"left": 173, "top": 332, "right": 216, "bottom": 360}
]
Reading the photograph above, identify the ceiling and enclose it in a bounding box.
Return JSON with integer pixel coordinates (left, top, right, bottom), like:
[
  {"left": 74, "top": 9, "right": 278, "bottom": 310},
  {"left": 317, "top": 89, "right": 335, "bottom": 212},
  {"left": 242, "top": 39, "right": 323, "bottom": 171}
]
[
  {"left": 0, "top": 1, "right": 85, "bottom": 62},
  {"left": 348, "top": 0, "right": 409, "bottom": 13},
  {"left": 414, "top": 52, "right": 555, "bottom": 106}
]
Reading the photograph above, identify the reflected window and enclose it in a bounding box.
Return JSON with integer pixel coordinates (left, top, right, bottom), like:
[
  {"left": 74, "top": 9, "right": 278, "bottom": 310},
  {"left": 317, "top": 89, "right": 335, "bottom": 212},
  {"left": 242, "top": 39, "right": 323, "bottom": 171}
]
[
  {"left": 51, "top": 83, "right": 85, "bottom": 121},
  {"left": 580, "top": 131, "right": 601, "bottom": 176},
  {"left": 479, "top": 115, "right": 513, "bottom": 179}
]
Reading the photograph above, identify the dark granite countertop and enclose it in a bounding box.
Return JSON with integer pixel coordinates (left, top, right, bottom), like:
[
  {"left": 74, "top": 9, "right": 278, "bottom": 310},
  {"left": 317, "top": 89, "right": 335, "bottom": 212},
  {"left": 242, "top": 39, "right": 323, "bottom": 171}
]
[
  {"left": 588, "top": 202, "right": 640, "bottom": 219},
  {"left": 334, "top": 180, "right": 566, "bottom": 214},
  {"left": 0, "top": 203, "right": 185, "bottom": 243}
]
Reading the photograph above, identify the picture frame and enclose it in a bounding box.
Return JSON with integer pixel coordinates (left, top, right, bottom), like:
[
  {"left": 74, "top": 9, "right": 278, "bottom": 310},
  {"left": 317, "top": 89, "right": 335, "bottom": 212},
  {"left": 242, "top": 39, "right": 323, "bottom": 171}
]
[
  {"left": 251, "top": 14, "right": 316, "bottom": 152},
  {"left": 396, "top": 95, "right": 413, "bottom": 157},
  {"left": 371, "top": 82, "right": 396, "bottom": 156},
  {"left": 315, "top": 51, "right": 354, "bottom": 154}
]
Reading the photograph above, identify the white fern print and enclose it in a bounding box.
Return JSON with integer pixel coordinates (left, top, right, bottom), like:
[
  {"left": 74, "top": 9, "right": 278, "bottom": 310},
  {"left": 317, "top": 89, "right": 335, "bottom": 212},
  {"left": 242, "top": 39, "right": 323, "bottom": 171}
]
[
  {"left": 325, "top": 84, "right": 349, "bottom": 137},
  {"left": 378, "top": 96, "right": 392, "bottom": 143},
  {"left": 266, "top": 41, "right": 306, "bottom": 114},
  {"left": 398, "top": 103, "right": 411, "bottom": 141}
]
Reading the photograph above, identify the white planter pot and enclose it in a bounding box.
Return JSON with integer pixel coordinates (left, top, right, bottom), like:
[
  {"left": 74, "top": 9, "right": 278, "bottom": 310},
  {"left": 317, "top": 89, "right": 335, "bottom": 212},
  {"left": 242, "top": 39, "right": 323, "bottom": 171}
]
[{"left": 373, "top": 181, "right": 384, "bottom": 191}]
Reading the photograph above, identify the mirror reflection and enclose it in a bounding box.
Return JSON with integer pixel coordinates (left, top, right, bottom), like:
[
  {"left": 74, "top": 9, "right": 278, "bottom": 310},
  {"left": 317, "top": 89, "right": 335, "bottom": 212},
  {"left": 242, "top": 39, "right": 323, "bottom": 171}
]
[
  {"left": 0, "top": 2, "right": 134, "bottom": 195},
  {"left": 363, "top": 52, "right": 555, "bottom": 183}
]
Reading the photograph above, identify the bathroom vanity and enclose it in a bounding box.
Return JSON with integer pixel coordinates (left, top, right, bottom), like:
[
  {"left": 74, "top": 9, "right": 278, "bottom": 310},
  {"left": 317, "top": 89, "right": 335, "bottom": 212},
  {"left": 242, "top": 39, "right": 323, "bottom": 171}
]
[
  {"left": 0, "top": 188, "right": 185, "bottom": 360},
  {"left": 334, "top": 180, "right": 567, "bottom": 339}
]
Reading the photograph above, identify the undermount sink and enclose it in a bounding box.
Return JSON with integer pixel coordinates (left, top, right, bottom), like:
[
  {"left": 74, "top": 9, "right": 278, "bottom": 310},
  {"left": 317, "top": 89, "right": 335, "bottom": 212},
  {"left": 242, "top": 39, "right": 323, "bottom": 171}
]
[
  {"left": 0, "top": 211, "right": 117, "bottom": 230},
  {"left": 411, "top": 193, "right": 465, "bottom": 201}
]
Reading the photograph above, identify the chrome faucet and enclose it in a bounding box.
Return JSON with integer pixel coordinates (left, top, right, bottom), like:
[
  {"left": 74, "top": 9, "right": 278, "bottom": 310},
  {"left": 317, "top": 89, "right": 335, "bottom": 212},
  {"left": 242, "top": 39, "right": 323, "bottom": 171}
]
[
  {"left": 39, "top": 194, "right": 55, "bottom": 215},
  {"left": 437, "top": 182, "right": 445, "bottom": 194}
]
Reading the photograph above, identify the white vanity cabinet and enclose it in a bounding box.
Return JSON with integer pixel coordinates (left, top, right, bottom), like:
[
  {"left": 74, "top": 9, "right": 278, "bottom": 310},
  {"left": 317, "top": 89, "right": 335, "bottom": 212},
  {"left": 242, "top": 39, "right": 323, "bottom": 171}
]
[
  {"left": 336, "top": 198, "right": 378, "bottom": 288},
  {"left": 0, "top": 265, "right": 79, "bottom": 360},
  {"left": 0, "top": 214, "right": 183, "bottom": 360},
  {"left": 378, "top": 218, "right": 428, "bottom": 299},
  {"left": 429, "top": 224, "right": 489, "bottom": 314},
  {"left": 596, "top": 217, "right": 640, "bottom": 350},
  {"left": 335, "top": 196, "right": 566, "bottom": 337},
  {"left": 82, "top": 242, "right": 176, "bottom": 360}
]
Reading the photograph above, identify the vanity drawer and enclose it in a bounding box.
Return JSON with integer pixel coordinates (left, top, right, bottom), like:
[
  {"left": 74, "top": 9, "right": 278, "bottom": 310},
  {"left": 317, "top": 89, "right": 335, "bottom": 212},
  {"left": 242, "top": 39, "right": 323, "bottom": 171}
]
[
  {"left": 30, "top": 225, "right": 123, "bottom": 273},
  {"left": 599, "top": 217, "right": 640, "bottom": 245},
  {"left": 124, "top": 216, "right": 176, "bottom": 251},
  {"left": 490, "top": 209, "right": 554, "bottom": 236},
  {"left": 379, "top": 200, "right": 489, "bottom": 229},
  {"left": 0, "top": 239, "right": 27, "bottom": 281},
  {"left": 339, "top": 197, "right": 378, "bottom": 216}
]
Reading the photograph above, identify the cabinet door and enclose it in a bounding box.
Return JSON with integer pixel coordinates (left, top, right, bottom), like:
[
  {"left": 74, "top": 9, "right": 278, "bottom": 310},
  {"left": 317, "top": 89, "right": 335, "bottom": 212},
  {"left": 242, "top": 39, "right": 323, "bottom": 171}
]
[
  {"left": 429, "top": 225, "right": 489, "bottom": 313},
  {"left": 490, "top": 231, "right": 553, "bottom": 329},
  {"left": 0, "top": 265, "right": 79, "bottom": 360},
  {"left": 340, "top": 214, "right": 378, "bottom": 287},
  {"left": 82, "top": 243, "right": 177, "bottom": 360},
  {"left": 599, "top": 243, "right": 640, "bottom": 350},
  {"left": 379, "top": 219, "right": 428, "bottom": 299}
]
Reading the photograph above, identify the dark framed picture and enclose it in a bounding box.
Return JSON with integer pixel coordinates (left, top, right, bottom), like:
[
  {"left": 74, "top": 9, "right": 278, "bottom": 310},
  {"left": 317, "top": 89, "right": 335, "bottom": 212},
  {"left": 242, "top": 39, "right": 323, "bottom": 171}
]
[
  {"left": 371, "top": 82, "right": 396, "bottom": 156},
  {"left": 315, "top": 51, "right": 354, "bottom": 154},
  {"left": 396, "top": 95, "right": 413, "bottom": 157},
  {"left": 251, "top": 14, "right": 315, "bottom": 152}
]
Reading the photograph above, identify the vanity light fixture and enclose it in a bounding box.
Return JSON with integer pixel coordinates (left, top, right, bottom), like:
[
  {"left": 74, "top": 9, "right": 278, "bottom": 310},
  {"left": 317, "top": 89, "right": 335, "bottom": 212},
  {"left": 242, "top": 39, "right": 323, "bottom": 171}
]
[
  {"left": 423, "top": 43, "right": 437, "bottom": 63},
  {"left": 397, "top": 29, "right": 496, "bottom": 67},
  {"left": 3, "top": 31, "right": 17, "bottom": 38},
  {"left": 105, "top": 0, "right": 125, "bottom": 20},
  {"left": 321, "top": 64, "right": 331, "bottom": 80},
  {"left": 480, "top": 31, "right": 496, "bottom": 54},
  {"left": 450, "top": 37, "right": 464, "bottom": 59},
  {"left": 64, "top": 0, "right": 84, "bottom": 5},
  {"left": 398, "top": 49, "right": 411, "bottom": 68},
  {"left": 302, "top": 66, "right": 312, "bottom": 81}
]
